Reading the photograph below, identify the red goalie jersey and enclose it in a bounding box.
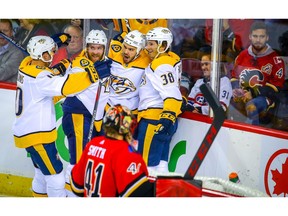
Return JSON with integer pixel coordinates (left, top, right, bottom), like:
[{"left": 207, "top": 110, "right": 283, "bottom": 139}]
[{"left": 70, "top": 136, "right": 153, "bottom": 197}]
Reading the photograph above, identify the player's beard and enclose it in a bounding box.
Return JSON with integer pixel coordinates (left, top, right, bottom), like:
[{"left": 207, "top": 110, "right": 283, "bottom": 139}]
[
  {"left": 88, "top": 53, "right": 102, "bottom": 63},
  {"left": 252, "top": 43, "right": 267, "bottom": 54}
]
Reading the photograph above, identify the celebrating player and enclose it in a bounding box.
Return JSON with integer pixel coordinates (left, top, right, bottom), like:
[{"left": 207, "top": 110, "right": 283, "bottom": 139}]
[
  {"left": 61, "top": 29, "right": 111, "bottom": 197},
  {"left": 12, "top": 35, "right": 99, "bottom": 197},
  {"left": 137, "top": 27, "right": 183, "bottom": 173}
]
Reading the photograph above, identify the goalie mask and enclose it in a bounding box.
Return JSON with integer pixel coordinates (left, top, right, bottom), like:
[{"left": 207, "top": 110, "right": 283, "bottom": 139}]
[
  {"left": 103, "top": 104, "right": 137, "bottom": 137},
  {"left": 27, "top": 36, "right": 58, "bottom": 63},
  {"left": 239, "top": 69, "right": 264, "bottom": 90}
]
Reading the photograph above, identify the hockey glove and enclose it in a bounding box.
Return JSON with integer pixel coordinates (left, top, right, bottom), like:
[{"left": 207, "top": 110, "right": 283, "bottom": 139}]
[
  {"left": 94, "top": 59, "right": 112, "bottom": 80},
  {"left": 84, "top": 66, "right": 99, "bottom": 83},
  {"left": 51, "top": 59, "right": 71, "bottom": 76},
  {"left": 113, "top": 31, "right": 127, "bottom": 43},
  {"left": 51, "top": 33, "right": 71, "bottom": 48},
  {"left": 154, "top": 111, "right": 176, "bottom": 136},
  {"left": 180, "top": 96, "right": 188, "bottom": 112}
]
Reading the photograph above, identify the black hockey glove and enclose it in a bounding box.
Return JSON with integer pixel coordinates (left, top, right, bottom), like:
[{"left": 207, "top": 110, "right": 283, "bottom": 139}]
[
  {"left": 94, "top": 59, "right": 112, "bottom": 80},
  {"left": 51, "top": 33, "right": 71, "bottom": 48},
  {"left": 154, "top": 111, "right": 176, "bottom": 136},
  {"left": 51, "top": 59, "right": 71, "bottom": 76},
  {"left": 181, "top": 96, "right": 188, "bottom": 112},
  {"left": 84, "top": 66, "right": 99, "bottom": 84},
  {"left": 113, "top": 31, "right": 127, "bottom": 43}
]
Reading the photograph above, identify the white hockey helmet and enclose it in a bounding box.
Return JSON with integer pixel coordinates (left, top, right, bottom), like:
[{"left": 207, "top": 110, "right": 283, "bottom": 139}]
[
  {"left": 146, "top": 27, "right": 173, "bottom": 53},
  {"left": 123, "top": 30, "right": 146, "bottom": 57},
  {"left": 86, "top": 29, "right": 107, "bottom": 46},
  {"left": 27, "top": 35, "right": 57, "bottom": 63}
]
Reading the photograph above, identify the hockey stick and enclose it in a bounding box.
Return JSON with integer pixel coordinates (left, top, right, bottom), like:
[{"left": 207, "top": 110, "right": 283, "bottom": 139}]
[
  {"left": 87, "top": 81, "right": 103, "bottom": 143},
  {"left": 86, "top": 21, "right": 114, "bottom": 143},
  {"left": 184, "top": 83, "right": 226, "bottom": 179},
  {"left": 0, "top": 31, "right": 29, "bottom": 55}
]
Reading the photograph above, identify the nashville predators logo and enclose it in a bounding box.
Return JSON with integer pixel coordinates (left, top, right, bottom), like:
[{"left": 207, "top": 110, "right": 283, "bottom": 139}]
[
  {"left": 111, "top": 44, "right": 122, "bottom": 53},
  {"left": 110, "top": 75, "right": 136, "bottom": 94},
  {"left": 140, "top": 74, "right": 146, "bottom": 86},
  {"left": 80, "top": 59, "right": 90, "bottom": 67}
]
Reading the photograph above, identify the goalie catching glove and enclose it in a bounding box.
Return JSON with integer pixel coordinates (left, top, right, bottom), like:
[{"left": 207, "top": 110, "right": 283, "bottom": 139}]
[
  {"left": 94, "top": 59, "right": 112, "bottom": 80},
  {"left": 154, "top": 111, "right": 176, "bottom": 136},
  {"left": 51, "top": 59, "right": 71, "bottom": 76},
  {"left": 51, "top": 33, "right": 71, "bottom": 48}
]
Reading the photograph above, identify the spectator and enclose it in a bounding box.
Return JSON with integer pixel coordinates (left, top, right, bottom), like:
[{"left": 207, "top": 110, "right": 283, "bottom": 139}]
[
  {"left": 185, "top": 53, "right": 232, "bottom": 117},
  {"left": 231, "top": 21, "right": 285, "bottom": 126},
  {"left": 70, "top": 104, "right": 154, "bottom": 197},
  {"left": 12, "top": 35, "right": 99, "bottom": 197},
  {"left": 0, "top": 19, "right": 25, "bottom": 83},
  {"left": 205, "top": 19, "right": 254, "bottom": 52},
  {"left": 14, "top": 19, "right": 55, "bottom": 49},
  {"left": 180, "top": 72, "right": 192, "bottom": 98},
  {"left": 70, "top": 19, "right": 83, "bottom": 29},
  {"left": 51, "top": 24, "right": 83, "bottom": 66},
  {"left": 137, "top": 27, "right": 183, "bottom": 173}
]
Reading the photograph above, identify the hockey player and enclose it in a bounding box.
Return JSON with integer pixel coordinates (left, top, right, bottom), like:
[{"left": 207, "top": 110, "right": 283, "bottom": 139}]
[
  {"left": 185, "top": 54, "right": 233, "bottom": 116},
  {"left": 137, "top": 27, "right": 183, "bottom": 173},
  {"left": 112, "top": 19, "right": 168, "bottom": 34},
  {"left": 12, "top": 35, "right": 100, "bottom": 197},
  {"left": 107, "top": 29, "right": 150, "bottom": 116},
  {"left": 61, "top": 29, "right": 111, "bottom": 197},
  {"left": 70, "top": 104, "right": 154, "bottom": 197}
]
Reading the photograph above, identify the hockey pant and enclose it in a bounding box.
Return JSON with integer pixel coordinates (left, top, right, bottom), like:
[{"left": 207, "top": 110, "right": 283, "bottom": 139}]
[
  {"left": 137, "top": 118, "right": 178, "bottom": 172},
  {"left": 26, "top": 143, "right": 66, "bottom": 197}
]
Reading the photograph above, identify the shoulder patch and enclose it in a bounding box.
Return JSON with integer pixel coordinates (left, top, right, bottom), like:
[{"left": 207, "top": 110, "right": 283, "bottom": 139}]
[
  {"left": 111, "top": 44, "right": 122, "bottom": 53},
  {"left": 80, "top": 59, "right": 90, "bottom": 67}
]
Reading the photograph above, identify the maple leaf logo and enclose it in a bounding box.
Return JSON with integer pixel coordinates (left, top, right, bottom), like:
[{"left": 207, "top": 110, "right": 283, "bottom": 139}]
[{"left": 271, "top": 157, "right": 288, "bottom": 196}]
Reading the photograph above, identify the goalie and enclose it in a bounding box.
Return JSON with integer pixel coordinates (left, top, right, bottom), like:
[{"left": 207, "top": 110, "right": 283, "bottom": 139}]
[{"left": 70, "top": 104, "right": 202, "bottom": 197}]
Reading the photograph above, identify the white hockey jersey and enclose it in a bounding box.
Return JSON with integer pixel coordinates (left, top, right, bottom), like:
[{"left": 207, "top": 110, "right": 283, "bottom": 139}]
[
  {"left": 65, "top": 50, "right": 110, "bottom": 122},
  {"left": 187, "top": 76, "right": 232, "bottom": 115},
  {"left": 13, "top": 56, "right": 94, "bottom": 148},
  {"left": 138, "top": 52, "right": 183, "bottom": 121},
  {"left": 107, "top": 39, "right": 151, "bottom": 113}
]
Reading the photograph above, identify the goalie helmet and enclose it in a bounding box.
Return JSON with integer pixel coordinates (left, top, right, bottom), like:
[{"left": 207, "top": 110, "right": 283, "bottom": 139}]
[
  {"left": 27, "top": 36, "right": 57, "bottom": 63},
  {"left": 103, "top": 104, "right": 137, "bottom": 136},
  {"left": 239, "top": 69, "right": 264, "bottom": 89},
  {"left": 86, "top": 29, "right": 107, "bottom": 46},
  {"left": 123, "top": 30, "right": 146, "bottom": 57},
  {"left": 146, "top": 27, "right": 173, "bottom": 53}
]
